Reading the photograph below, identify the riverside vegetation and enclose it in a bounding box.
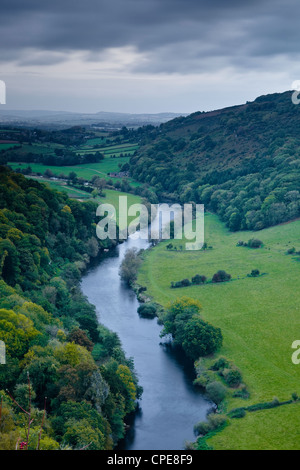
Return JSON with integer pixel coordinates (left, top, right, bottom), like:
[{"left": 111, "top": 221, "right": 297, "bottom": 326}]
[
  {"left": 0, "top": 167, "right": 142, "bottom": 450},
  {"left": 136, "top": 212, "right": 300, "bottom": 450}
]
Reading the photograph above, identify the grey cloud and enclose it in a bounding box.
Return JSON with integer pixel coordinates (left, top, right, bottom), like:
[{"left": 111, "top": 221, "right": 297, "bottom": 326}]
[{"left": 0, "top": 0, "right": 300, "bottom": 74}]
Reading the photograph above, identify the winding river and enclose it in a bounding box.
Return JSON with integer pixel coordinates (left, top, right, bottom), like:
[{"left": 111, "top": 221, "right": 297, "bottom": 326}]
[{"left": 81, "top": 208, "right": 211, "bottom": 450}]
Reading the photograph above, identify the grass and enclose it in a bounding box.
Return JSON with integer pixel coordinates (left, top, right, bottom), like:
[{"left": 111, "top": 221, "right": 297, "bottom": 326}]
[
  {"left": 24, "top": 175, "right": 141, "bottom": 231},
  {"left": 137, "top": 212, "right": 300, "bottom": 449},
  {"left": 0, "top": 143, "right": 19, "bottom": 150},
  {"left": 7, "top": 158, "right": 141, "bottom": 187},
  {"left": 209, "top": 402, "right": 300, "bottom": 450}
]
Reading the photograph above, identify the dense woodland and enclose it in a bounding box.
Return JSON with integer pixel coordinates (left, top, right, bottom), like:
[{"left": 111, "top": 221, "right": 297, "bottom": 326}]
[
  {"left": 129, "top": 91, "right": 300, "bottom": 231},
  {"left": 0, "top": 167, "right": 141, "bottom": 450}
]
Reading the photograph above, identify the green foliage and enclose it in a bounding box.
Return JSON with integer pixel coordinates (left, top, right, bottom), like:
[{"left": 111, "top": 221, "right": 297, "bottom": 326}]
[
  {"left": 194, "top": 412, "right": 227, "bottom": 436},
  {"left": 119, "top": 247, "right": 142, "bottom": 285},
  {"left": 0, "top": 168, "right": 141, "bottom": 450},
  {"left": 206, "top": 381, "right": 227, "bottom": 405},
  {"left": 161, "top": 297, "right": 222, "bottom": 360},
  {"left": 228, "top": 407, "right": 247, "bottom": 419},
  {"left": 129, "top": 91, "right": 300, "bottom": 231},
  {"left": 137, "top": 302, "right": 157, "bottom": 318},
  {"left": 212, "top": 270, "right": 231, "bottom": 283},
  {"left": 182, "top": 316, "right": 223, "bottom": 360}
]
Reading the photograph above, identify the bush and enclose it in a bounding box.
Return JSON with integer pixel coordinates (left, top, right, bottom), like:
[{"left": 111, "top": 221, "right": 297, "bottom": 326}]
[
  {"left": 194, "top": 413, "right": 227, "bottom": 436},
  {"left": 248, "top": 238, "right": 263, "bottom": 248},
  {"left": 206, "top": 381, "right": 227, "bottom": 405},
  {"left": 222, "top": 367, "right": 242, "bottom": 388},
  {"left": 171, "top": 278, "right": 191, "bottom": 288},
  {"left": 229, "top": 407, "right": 246, "bottom": 419},
  {"left": 193, "top": 370, "right": 215, "bottom": 389},
  {"left": 137, "top": 303, "right": 157, "bottom": 319},
  {"left": 212, "top": 270, "right": 231, "bottom": 283},
  {"left": 232, "top": 385, "right": 250, "bottom": 399},
  {"left": 210, "top": 356, "right": 230, "bottom": 371},
  {"left": 249, "top": 269, "right": 260, "bottom": 277},
  {"left": 192, "top": 274, "right": 207, "bottom": 285},
  {"left": 193, "top": 421, "right": 211, "bottom": 436}
]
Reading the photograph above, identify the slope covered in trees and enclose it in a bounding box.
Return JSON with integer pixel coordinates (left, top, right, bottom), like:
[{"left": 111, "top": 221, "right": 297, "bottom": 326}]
[
  {"left": 0, "top": 167, "right": 141, "bottom": 450},
  {"left": 129, "top": 91, "right": 300, "bottom": 231}
]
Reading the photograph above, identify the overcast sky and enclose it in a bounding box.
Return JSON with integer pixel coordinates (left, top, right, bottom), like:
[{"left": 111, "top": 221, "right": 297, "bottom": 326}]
[{"left": 1, "top": 0, "right": 300, "bottom": 113}]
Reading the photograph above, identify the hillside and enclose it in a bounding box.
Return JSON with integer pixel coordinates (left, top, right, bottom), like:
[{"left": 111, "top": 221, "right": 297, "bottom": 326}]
[
  {"left": 0, "top": 167, "right": 141, "bottom": 450},
  {"left": 129, "top": 90, "right": 300, "bottom": 231}
]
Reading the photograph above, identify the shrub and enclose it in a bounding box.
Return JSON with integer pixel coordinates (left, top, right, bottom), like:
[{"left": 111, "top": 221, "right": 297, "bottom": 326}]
[
  {"left": 171, "top": 279, "right": 191, "bottom": 288},
  {"left": 249, "top": 269, "right": 260, "bottom": 277},
  {"left": 207, "top": 413, "right": 227, "bottom": 429},
  {"left": 137, "top": 303, "right": 157, "bottom": 318},
  {"left": 232, "top": 385, "right": 250, "bottom": 400},
  {"left": 248, "top": 238, "right": 263, "bottom": 248},
  {"left": 193, "top": 421, "right": 211, "bottom": 436},
  {"left": 192, "top": 274, "right": 207, "bottom": 285},
  {"left": 222, "top": 367, "right": 242, "bottom": 388},
  {"left": 287, "top": 247, "right": 296, "bottom": 254},
  {"left": 119, "top": 248, "right": 142, "bottom": 285},
  {"left": 206, "top": 381, "right": 227, "bottom": 405},
  {"left": 193, "top": 370, "right": 215, "bottom": 389},
  {"left": 212, "top": 270, "right": 231, "bottom": 283},
  {"left": 229, "top": 407, "right": 246, "bottom": 419},
  {"left": 210, "top": 356, "right": 230, "bottom": 371},
  {"left": 292, "top": 392, "right": 299, "bottom": 402},
  {"left": 271, "top": 397, "right": 280, "bottom": 407},
  {"left": 194, "top": 413, "right": 227, "bottom": 436}
]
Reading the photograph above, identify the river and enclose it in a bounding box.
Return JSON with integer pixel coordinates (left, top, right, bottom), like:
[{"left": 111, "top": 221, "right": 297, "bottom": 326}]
[{"left": 80, "top": 207, "right": 211, "bottom": 450}]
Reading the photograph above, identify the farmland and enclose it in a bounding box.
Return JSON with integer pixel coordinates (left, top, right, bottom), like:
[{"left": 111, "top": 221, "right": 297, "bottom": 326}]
[
  {"left": 3, "top": 127, "right": 140, "bottom": 184},
  {"left": 137, "top": 212, "right": 300, "bottom": 449}
]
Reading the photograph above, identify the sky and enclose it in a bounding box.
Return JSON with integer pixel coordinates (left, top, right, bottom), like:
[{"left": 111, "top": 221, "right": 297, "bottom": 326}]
[{"left": 1, "top": 0, "right": 300, "bottom": 114}]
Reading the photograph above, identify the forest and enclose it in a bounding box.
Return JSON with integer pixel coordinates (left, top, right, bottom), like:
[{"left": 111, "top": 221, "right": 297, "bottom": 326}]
[
  {"left": 0, "top": 167, "right": 141, "bottom": 450},
  {"left": 129, "top": 91, "right": 300, "bottom": 231}
]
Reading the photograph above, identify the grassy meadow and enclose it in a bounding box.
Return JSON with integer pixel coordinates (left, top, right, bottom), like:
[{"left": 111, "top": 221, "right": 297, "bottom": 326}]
[
  {"left": 137, "top": 212, "right": 300, "bottom": 449},
  {"left": 8, "top": 158, "right": 131, "bottom": 179},
  {"left": 7, "top": 137, "right": 139, "bottom": 184}
]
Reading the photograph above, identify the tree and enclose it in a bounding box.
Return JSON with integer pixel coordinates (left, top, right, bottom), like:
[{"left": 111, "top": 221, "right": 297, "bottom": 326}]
[
  {"left": 182, "top": 315, "right": 223, "bottom": 360},
  {"left": 119, "top": 248, "right": 142, "bottom": 286},
  {"left": 212, "top": 270, "right": 231, "bottom": 283},
  {"left": 67, "top": 328, "right": 94, "bottom": 352},
  {"left": 161, "top": 296, "right": 203, "bottom": 338},
  {"left": 192, "top": 274, "right": 206, "bottom": 285},
  {"left": 68, "top": 171, "right": 77, "bottom": 182}
]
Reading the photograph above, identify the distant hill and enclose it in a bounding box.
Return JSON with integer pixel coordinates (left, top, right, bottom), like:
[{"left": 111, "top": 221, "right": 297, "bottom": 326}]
[
  {"left": 129, "top": 90, "right": 300, "bottom": 230},
  {"left": 0, "top": 109, "right": 188, "bottom": 129}
]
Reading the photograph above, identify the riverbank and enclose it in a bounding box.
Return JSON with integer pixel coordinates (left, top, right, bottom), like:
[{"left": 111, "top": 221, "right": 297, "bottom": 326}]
[
  {"left": 136, "top": 212, "right": 300, "bottom": 450},
  {"left": 81, "top": 206, "right": 211, "bottom": 450}
]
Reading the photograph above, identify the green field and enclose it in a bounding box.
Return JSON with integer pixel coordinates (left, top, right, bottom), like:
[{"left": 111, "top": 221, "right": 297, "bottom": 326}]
[
  {"left": 0, "top": 143, "right": 19, "bottom": 150},
  {"left": 137, "top": 212, "right": 300, "bottom": 449},
  {"left": 10, "top": 140, "right": 138, "bottom": 157},
  {"left": 8, "top": 158, "right": 141, "bottom": 187}
]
